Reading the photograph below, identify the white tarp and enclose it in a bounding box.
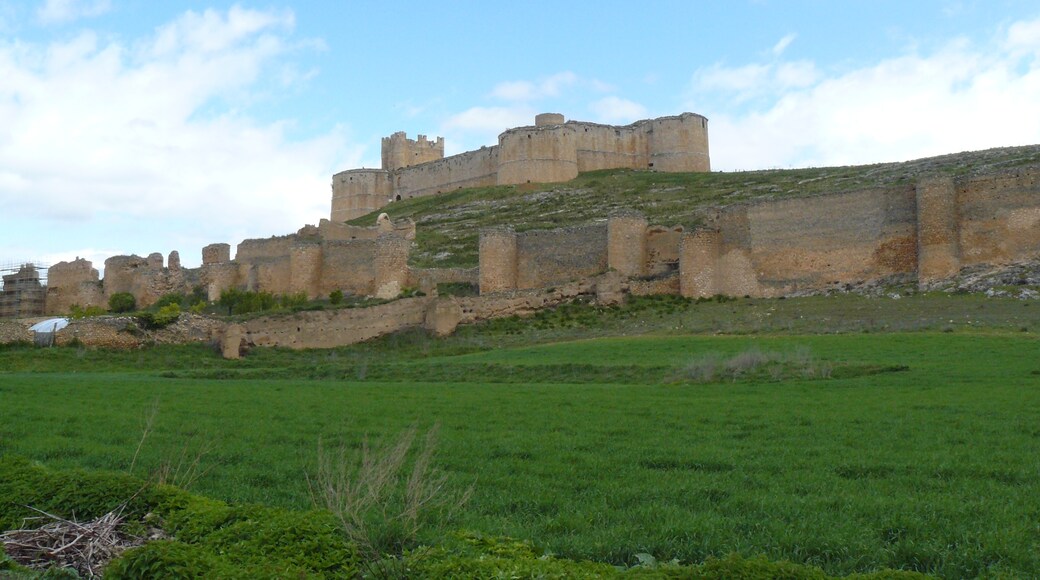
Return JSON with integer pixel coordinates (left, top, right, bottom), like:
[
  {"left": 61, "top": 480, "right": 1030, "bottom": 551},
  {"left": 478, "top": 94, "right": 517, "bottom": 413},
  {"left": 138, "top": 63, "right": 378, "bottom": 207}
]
[{"left": 29, "top": 318, "right": 69, "bottom": 333}]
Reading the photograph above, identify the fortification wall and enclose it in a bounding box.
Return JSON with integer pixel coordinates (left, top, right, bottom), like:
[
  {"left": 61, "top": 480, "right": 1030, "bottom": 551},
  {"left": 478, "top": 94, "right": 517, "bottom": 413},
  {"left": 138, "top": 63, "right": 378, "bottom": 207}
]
[
  {"left": 46, "top": 258, "right": 103, "bottom": 314},
  {"left": 408, "top": 267, "right": 479, "bottom": 288},
  {"left": 957, "top": 167, "right": 1040, "bottom": 267},
  {"left": 572, "top": 122, "right": 648, "bottom": 172},
  {"left": 394, "top": 147, "right": 498, "bottom": 200},
  {"left": 735, "top": 186, "right": 918, "bottom": 295},
  {"left": 318, "top": 216, "right": 416, "bottom": 241},
  {"left": 331, "top": 169, "right": 392, "bottom": 222},
  {"left": 319, "top": 239, "right": 379, "bottom": 296},
  {"left": 236, "top": 236, "right": 295, "bottom": 261},
  {"left": 515, "top": 224, "right": 607, "bottom": 289},
  {"left": 241, "top": 296, "right": 431, "bottom": 349},
  {"left": 645, "top": 225, "right": 684, "bottom": 275}
]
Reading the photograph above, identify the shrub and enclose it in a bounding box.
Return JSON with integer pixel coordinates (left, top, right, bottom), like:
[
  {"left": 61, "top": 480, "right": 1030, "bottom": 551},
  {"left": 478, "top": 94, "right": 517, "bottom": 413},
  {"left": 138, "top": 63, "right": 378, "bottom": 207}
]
[
  {"left": 136, "top": 303, "right": 181, "bottom": 330},
  {"left": 69, "top": 304, "right": 105, "bottom": 319},
  {"left": 217, "top": 288, "right": 278, "bottom": 315},
  {"left": 152, "top": 293, "right": 185, "bottom": 310},
  {"left": 308, "top": 424, "right": 472, "bottom": 559},
  {"left": 329, "top": 289, "right": 344, "bottom": 305},
  {"left": 436, "top": 282, "right": 479, "bottom": 297},
  {"left": 279, "top": 292, "right": 308, "bottom": 309},
  {"left": 108, "top": 292, "right": 136, "bottom": 313}
]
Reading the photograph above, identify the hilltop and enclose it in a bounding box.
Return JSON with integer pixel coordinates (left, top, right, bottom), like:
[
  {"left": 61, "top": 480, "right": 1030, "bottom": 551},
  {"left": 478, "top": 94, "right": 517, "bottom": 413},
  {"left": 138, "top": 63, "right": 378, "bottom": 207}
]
[{"left": 347, "top": 144, "right": 1040, "bottom": 268}]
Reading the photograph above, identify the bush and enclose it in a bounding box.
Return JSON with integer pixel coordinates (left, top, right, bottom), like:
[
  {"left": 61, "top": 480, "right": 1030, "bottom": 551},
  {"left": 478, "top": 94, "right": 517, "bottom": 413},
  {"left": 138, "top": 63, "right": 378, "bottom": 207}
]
[
  {"left": 218, "top": 288, "right": 278, "bottom": 315},
  {"left": 136, "top": 303, "right": 181, "bottom": 330},
  {"left": 329, "top": 289, "right": 344, "bottom": 305},
  {"left": 309, "top": 424, "right": 472, "bottom": 559},
  {"left": 279, "top": 292, "right": 308, "bottom": 309},
  {"left": 69, "top": 304, "right": 105, "bottom": 319},
  {"left": 153, "top": 293, "right": 185, "bottom": 310},
  {"left": 108, "top": 292, "right": 136, "bottom": 313}
]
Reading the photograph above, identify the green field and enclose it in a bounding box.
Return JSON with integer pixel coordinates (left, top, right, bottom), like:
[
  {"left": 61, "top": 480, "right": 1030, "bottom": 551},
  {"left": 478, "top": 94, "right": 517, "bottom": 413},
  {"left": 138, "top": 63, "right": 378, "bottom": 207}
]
[{"left": 2, "top": 295, "right": 1039, "bottom": 577}]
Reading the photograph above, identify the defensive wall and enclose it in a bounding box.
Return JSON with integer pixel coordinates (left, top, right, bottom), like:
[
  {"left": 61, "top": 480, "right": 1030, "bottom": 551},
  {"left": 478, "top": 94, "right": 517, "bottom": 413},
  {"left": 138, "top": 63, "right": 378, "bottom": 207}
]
[
  {"left": 41, "top": 214, "right": 440, "bottom": 315},
  {"left": 14, "top": 163, "right": 1040, "bottom": 356},
  {"left": 330, "top": 112, "right": 711, "bottom": 221}
]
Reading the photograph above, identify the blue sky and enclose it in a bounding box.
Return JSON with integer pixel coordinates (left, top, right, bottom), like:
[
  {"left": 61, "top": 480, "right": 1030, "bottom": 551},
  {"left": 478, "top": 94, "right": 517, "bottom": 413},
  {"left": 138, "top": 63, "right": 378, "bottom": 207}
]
[{"left": 2, "top": 0, "right": 1040, "bottom": 273}]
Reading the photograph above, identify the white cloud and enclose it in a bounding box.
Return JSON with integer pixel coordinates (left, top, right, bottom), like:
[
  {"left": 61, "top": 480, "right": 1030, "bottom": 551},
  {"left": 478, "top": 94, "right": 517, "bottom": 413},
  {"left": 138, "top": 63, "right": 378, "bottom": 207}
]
[
  {"left": 489, "top": 71, "right": 578, "bottom": 101},
  {"left": 772, "top": 33, "right": 796, "bottom": 56},
  {"left": 689, "top": 18, "right": 1040, "bottom": 171},
  {"left": 693, "top": 60, "right": 818, "bottom": 104},
  {"left": 588, "top": 96, "right": 648, "bottom": 124},
  {"left": 441, "top": 105, "right": 536, "bottom": 153},
  {"left": 0, "top": 6, "right": 361, "bottom": 265},
  {"left": 37, "top": 0, "right": 110, "bottom": 24}
]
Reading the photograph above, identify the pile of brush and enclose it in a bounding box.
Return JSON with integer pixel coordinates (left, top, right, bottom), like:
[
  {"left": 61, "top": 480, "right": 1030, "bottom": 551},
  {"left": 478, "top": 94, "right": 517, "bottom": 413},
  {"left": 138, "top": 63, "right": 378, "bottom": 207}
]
[{"left": 1, "top": 506, "right": 154, "bottom": 577}]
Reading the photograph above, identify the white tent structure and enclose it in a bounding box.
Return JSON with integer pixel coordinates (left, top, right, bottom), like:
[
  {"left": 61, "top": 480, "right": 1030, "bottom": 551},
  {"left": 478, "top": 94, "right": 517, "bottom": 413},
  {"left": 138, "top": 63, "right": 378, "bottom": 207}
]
[
  {"left": 29, "top": 318, "right": 68, "bottom": 333},
  {"left": 29, "top": 318, "right": 68, "bottom": 347}
]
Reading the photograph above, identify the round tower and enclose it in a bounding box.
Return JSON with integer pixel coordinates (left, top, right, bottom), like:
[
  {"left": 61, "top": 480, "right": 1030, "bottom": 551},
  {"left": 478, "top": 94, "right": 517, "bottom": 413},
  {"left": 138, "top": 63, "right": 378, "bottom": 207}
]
[
  {"left": 496, "top": 121, "right": 579, "bottom": 186},
  {"left": 331, "top": 169, "right": 392, "bottom": 222},
  {"left": 535, "top": 113, "right": 565, "bottom": 126},
  {"left": 648, "top": 113, "right": 710, "bottom": 172}
]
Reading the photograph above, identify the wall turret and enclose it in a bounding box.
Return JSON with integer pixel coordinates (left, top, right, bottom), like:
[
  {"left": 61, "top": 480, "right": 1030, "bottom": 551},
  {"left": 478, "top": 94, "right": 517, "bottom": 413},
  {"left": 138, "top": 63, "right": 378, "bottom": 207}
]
[
  {"left": 381, "top": 131, "right": 445, "bottom": 171},
  {"left": 497, "top": 121, "right": 579, "bottom": 185},
  {"left": 648, "top": 113, "right": 710, "bottom": 172},
  {"left": 331, "top": 169, "right": 392, "bottom": 222}
]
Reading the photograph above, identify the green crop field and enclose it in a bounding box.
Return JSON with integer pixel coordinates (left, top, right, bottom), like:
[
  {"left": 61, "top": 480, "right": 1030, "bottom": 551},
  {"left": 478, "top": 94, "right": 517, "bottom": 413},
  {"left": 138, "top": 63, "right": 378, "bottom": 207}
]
[{"left": 2, "top": 295, "right": 1040, "bottom": 577}]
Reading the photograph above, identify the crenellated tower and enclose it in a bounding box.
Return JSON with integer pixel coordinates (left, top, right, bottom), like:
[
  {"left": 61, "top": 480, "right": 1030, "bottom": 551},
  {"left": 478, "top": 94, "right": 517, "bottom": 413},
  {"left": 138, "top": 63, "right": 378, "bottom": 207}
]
[{"left": 381, "top": 132, "right": 445, "bottom": 171}]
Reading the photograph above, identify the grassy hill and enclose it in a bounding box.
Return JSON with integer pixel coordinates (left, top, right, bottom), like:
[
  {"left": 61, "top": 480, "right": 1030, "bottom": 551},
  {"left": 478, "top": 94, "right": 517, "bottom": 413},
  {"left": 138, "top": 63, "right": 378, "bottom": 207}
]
[{"left": 346, "top": 144, "right": 1040, "bottom": 268}]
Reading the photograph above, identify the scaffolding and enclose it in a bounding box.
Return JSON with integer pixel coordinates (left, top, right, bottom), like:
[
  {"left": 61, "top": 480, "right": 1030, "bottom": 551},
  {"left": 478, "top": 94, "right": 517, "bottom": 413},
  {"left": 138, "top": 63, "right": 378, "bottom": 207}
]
[{"left": 0, "top": 262, "right": 49, "bottom": 318}]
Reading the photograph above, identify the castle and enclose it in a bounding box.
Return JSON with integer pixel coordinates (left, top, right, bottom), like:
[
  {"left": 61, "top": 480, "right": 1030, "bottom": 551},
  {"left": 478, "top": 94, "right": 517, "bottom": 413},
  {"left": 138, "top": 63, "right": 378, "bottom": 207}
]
[
  {"left": 330, "top": 112, "right": 711, "bottom": 221},
  {"left": 4, "top": 108, "right": 1040, "bottom": 355}
]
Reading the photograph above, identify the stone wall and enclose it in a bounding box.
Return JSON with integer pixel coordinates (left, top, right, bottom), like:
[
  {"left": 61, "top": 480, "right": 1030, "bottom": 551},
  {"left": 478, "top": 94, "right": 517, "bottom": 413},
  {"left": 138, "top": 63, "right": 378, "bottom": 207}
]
[
  {"left": 395, "top": 147, "right": 499, "bottom": 200},
  {"left": 515, "top": 224, "right": 608, "bottom": 290},
  {"left": 240, "top": 296, "right": 432, "bottom": 349},
  {"left": 957, "top": 166, "right": 1040, "bottom": 268}
]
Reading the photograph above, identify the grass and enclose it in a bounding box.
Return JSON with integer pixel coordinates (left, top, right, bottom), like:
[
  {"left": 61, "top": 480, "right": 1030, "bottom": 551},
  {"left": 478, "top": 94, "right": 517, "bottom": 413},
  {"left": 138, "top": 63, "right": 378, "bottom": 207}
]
[
  {"left": 3, "top": 291, "right": 1040, "bottom": 577},
  {"left": 346, "top": 145, "right": 1040, "bottom": 267}
]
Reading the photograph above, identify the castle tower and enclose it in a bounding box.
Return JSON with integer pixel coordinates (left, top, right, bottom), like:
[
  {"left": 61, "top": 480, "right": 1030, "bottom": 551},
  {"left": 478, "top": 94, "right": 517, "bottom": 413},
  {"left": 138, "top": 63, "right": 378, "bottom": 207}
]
[
  {"left": 373, "top": 234, "right": 411, "bottom": 299},
  {"left": 608, "top": 210, "right": 648, "bottom": 278},
  {"left": 916, "top": 175, "right": 960, "bottom": 285},
  {"left": 479, "top": 227, "right": 518, "bottom": 294},
  {"left": 497, "top": 116, "right": 579, "bottom": 185},
  {"left": 648, "top": 113, "right": 710, "bottom": 172},
  {"left": 679, "top": 229, "right": 722, "bottom": 298},
  {"left": 290, "top": 242, "right": 323, "bottom": 298},
  {"left": 381, "top": 131, "right": 445, "bottom": 171},
  {"left": 331, "top": 169, "right": 393, "bottom": 222}
]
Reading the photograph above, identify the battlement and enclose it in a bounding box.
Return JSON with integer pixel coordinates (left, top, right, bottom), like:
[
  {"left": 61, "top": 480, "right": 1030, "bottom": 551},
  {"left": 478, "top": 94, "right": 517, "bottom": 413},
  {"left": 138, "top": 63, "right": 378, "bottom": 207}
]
[
  {"left": 381, "top": 131, "right": 445, "bottom": 171},
  {"left": 332, "top": 112, "right": 711, "bottom": 221}
]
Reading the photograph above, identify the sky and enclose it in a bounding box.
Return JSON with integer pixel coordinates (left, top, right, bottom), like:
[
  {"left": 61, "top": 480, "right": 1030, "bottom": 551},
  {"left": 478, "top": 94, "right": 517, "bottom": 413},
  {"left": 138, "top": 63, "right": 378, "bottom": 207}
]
[{"left": 2, "top": 0, "right": 1040, "bottom": 274}]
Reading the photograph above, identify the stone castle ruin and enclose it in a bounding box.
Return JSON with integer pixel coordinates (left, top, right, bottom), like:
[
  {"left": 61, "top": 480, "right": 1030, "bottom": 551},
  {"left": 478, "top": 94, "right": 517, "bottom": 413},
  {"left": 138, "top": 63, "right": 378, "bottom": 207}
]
[
  {"left": 331, "top": 112, "right": 711, "bottom": 221},
  {"left": 6, "top": 110, "right": 1040, "bottom": 354}
]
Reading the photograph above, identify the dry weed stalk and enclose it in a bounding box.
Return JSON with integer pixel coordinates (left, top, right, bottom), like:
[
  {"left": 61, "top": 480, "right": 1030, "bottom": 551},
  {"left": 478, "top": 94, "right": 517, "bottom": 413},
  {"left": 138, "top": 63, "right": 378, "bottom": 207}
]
[
  {"left": 127, "top": 397, "right": 160, "bottom": 476},
  {"left": 152, "top": 434, "right": 215, "bottom": 490},
  {"left": 308, "top": 424, "right": 472, "bottom": 559}
]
